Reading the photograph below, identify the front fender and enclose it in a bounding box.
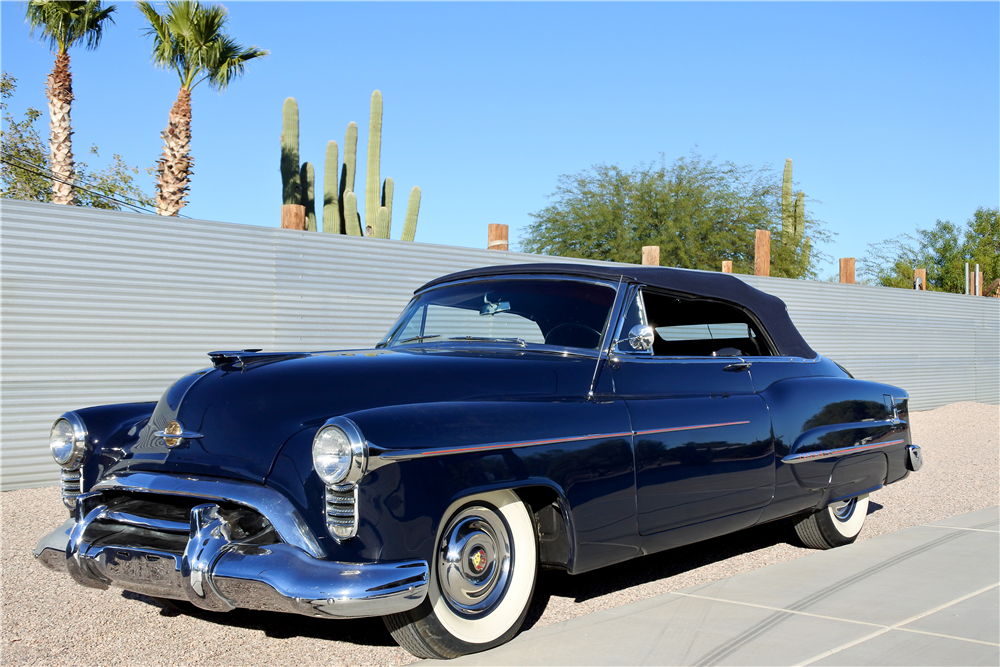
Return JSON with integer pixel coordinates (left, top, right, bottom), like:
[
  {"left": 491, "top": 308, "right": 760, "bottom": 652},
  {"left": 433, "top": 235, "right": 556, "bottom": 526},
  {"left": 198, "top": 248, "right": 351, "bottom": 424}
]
[
  {"left": 68, "top": 402, "right": 157, "bottom": 493},
  {"left": 269, "top": 399, "right": 637, "bottom": 573}
]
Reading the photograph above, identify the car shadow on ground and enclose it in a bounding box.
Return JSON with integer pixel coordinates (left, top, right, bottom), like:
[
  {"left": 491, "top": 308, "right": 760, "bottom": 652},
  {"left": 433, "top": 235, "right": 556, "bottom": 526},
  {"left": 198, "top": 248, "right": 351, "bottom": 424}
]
[
  {"left": 521, "top": 516, "right": 801, "bottom": 633},
  {"left": 125, "top": 591, "right": 397, "bottom": 646},
  {"left": 123, "top": 503, "right": 884, "bottom": 647},
  {"left": 522, "top": 501, "right": 884, "bottom": 633}
]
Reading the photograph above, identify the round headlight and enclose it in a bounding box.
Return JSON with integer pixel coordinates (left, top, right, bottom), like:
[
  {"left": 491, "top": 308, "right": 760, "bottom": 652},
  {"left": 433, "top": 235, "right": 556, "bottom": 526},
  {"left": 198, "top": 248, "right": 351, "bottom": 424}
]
[
  {"left": 50, "top": 416, "right": 85, "bottom": 469},
  {"left": 312, "top": 426, "right": 353, "bottom": 485}
]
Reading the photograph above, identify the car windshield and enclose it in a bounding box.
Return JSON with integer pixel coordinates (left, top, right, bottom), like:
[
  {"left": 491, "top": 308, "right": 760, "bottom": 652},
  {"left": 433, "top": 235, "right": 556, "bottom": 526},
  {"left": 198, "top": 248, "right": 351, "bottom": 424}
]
[{"left": 384, "top": 278, "right": 618, "bottom": 351}]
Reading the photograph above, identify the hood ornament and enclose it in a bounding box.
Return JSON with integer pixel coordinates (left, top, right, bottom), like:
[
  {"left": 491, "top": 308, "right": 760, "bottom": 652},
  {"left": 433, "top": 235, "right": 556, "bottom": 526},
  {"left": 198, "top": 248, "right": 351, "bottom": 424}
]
[{"left": 154, "top": 420, "right": 203, "bottom": 448}]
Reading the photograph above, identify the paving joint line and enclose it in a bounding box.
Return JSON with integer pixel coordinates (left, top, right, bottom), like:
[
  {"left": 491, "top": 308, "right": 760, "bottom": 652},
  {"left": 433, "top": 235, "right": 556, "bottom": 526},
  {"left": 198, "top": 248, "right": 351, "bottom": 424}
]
[
  {"left": 921, "top": 525, "right": 999, "bottom": 533},
  {"left": 795, "top": 582, "right": 1000, "bottom": 666},
  {"left": 893, "top": 626, "right": 1000, "bottom": 647},
  {"left": 674, "top": 590, "right": 999, "bottom": 648},
  {"left": 672, "top": 592, "right": 886, "bottom": 628}
]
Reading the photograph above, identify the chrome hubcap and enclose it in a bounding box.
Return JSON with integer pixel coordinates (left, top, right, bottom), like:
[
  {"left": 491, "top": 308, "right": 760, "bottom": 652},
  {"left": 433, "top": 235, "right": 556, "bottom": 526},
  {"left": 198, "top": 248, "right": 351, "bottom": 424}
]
[
  {"left": 831, "top": 497, "right": 857, "bottom": 522},
  {"left": 437, "top": 505, "right": 511, "bottom": 616}
]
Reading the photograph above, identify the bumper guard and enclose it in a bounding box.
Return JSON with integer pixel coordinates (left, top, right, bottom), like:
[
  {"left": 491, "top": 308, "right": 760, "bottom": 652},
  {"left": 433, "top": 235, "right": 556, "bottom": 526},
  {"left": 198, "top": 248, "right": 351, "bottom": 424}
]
[{"left": 35, "top": 490, "right": 428, "bottom": 619}]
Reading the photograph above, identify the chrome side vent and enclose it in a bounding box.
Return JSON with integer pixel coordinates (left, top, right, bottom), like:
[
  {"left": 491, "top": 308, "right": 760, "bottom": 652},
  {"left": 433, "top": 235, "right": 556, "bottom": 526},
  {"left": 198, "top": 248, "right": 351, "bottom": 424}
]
[
  {"left": 325, "top": 483, "right": 358, "bottom": 541},
  {"left": 61, "top": 468, "right": 82, "bottom": 509}
]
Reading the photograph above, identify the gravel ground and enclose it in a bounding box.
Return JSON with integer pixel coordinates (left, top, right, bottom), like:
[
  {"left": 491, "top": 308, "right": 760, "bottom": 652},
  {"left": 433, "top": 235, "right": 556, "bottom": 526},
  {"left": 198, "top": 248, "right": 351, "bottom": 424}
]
[{"left": 2, "top": 401, "right": 997, "bottom": 666}]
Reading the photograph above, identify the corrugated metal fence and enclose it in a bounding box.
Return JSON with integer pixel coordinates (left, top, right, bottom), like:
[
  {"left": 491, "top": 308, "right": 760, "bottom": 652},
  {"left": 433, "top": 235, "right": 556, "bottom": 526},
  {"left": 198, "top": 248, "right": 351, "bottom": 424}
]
[{"left": 2, "top": 200, "right": 997, "bottom": 490}]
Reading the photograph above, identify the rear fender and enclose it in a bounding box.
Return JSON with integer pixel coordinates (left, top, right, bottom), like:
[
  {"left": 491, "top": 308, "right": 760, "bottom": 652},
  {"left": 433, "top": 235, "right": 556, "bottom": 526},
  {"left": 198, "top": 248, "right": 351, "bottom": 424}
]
[{"left": 758, "top": 376, "right": 910, "bottom": 520}]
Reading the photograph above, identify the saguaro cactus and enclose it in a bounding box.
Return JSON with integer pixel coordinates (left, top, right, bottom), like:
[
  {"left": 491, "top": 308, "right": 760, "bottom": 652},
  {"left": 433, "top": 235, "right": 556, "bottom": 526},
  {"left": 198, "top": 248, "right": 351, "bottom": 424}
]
[
  {"left": 323, "top": 141, "right": 340, "bottom": 234},
  {"left": 344, "top": 192, "right": 361, "bottom": 236},
  {"left": 365, "top": 91, "right": 383, "bottom": 238},
  {"left": 279, "top": 92, "right": 419, "bottom": 240},
  {"left": 778, "top": 159, "right": 811, "bottom": 276},
  {"left": 343, "top": 122, "right": 357, "bottom": 199},
  {"left": 781, "top": 159, "right": 794, "bottom": 244},
  {"left": 301, "top": 162, "right": 316, "bottom": 232},
  {"left": 281, "top": 98, "right": 300, "bottom": 206},
  {"left": 402, "top": 187, "right": 420, "bottom": 242},
  {"left": 380, "top": 177, "right": 394, "bottom": 237}
]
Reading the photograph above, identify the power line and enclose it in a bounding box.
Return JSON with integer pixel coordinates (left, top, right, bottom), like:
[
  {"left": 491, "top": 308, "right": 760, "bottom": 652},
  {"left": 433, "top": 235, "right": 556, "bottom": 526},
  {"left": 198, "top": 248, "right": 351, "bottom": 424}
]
[{"left": 0, "top": 151, "right": 193, "bottom": 218}]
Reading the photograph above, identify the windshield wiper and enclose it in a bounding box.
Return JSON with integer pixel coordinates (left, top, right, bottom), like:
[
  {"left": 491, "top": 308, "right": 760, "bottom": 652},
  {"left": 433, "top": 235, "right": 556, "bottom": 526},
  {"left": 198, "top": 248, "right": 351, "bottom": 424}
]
[
  {"left": 396, "top": 334, "right": 441, "bottom": 345},
  {"left": 447, "top": 336, "right": 527, "bottom": 347}
]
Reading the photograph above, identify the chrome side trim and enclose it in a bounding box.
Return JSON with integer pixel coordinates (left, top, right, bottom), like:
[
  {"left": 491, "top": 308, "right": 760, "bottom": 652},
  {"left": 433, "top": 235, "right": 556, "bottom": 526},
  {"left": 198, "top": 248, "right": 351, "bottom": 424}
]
[
  {"left": 782, "top": 439, "right": 906, "bottom": 465},
  {"left": 91, "top": 473, "right": 324, "bottom": 558},
  {"left": 381, "top": 431, "right": 634, "bottom": 461},
  {"left": 381, "top": 420, "right": 752, "bottom": 461},
  {"left": 634, "top": 421, "right": 750, "bottom": 437}
]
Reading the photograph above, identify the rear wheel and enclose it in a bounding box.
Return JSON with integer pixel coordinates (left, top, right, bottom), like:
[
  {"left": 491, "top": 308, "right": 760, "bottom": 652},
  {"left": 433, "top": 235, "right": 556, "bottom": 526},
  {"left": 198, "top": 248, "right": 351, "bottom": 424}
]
[
  {"left": 794, "top": 494, "right": 869, "bottom": 549},
  {"left": 384, "top": 489, "right": 537, "bottom": 659}
]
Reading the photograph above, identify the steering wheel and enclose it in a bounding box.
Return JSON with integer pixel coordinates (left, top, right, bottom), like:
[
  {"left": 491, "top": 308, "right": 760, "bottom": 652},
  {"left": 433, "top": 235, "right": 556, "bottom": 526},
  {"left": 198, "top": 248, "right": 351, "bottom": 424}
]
[{"left": 545, "top": 323, "right": 602, "bottom": 349}]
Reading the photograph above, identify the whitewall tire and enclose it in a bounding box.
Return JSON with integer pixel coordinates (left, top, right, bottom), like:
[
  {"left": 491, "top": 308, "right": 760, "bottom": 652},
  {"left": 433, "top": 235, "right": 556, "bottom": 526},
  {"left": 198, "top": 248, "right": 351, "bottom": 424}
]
[
  {"left": 794, "top": 494, "right": 870, "bottom": 549},
  {"left": 384, "top": 489, "right": 538, "bottom": 659}
]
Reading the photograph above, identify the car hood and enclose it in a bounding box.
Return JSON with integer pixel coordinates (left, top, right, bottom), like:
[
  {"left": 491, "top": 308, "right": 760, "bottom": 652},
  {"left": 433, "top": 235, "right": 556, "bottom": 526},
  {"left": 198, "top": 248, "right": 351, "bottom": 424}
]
[{"left": 110, "top": 347, "right": 596, "bottom": 483}]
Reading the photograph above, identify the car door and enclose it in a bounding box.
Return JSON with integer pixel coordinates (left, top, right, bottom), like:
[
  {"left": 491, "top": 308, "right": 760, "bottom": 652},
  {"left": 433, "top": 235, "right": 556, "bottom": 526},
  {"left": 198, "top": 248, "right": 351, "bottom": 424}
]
[{"left": 610, "top": 287, "right": 775, "bottom": 538}]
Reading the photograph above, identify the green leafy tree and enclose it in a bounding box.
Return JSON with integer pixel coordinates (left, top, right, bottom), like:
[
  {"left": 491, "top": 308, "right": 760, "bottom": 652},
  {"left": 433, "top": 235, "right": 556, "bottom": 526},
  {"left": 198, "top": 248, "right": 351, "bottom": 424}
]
[
  {"left": 137, "top": 0, "right": 268, "bottom": 216},
  {"left": 25, "top": 0, "right": 117, "bottom": 206},
  {"left": 859, "top": 208, "right": 999, "bottom": 292},
  {"left": 520, "top": 152, "right": 827, "bottom": 278},
  {"left": 2, "top": 71, "right": 154, "bottom": 211},
  {"left": 965, "top": 207, "right": 999, "bottom": 293}
]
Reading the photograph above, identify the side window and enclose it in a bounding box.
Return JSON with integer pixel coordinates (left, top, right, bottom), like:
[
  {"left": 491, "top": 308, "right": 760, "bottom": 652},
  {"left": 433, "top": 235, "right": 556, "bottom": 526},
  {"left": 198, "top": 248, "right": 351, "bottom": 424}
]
[{"left": 641, "top": 291, "right": 771, "bottom": 357}]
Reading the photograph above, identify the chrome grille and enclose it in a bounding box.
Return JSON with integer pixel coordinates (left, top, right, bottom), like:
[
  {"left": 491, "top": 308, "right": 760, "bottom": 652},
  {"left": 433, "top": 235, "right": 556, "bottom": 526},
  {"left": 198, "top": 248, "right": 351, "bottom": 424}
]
[
  {"left": 60, "top": 469, "right": 82, "bottom": 508},
  {"left": 325, "top": 483, "right": 358, "bottom": 540}
]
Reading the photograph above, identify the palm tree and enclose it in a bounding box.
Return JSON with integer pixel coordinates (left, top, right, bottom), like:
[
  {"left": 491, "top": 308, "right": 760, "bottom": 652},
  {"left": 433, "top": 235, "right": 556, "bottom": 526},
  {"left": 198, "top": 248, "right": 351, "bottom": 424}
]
[
  {"left": 137, "top": 0, "right": 267, "bottom": 216},
  {"left": 26, "top": 1, "right": 117, "bottom": 206}
]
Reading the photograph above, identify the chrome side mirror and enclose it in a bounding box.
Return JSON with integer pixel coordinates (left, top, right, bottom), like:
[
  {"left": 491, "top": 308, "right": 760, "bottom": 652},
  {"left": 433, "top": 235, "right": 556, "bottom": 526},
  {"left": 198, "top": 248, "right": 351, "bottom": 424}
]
[{"left": 627, "top": 325, "right": 655, "bottom": 351}]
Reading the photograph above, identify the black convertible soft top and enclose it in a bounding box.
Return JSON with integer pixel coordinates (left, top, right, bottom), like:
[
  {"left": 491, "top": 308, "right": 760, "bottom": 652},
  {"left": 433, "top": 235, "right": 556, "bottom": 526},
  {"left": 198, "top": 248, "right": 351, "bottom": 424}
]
[{"left": 418, "top": 263, "right": 817, "bottom": 359}]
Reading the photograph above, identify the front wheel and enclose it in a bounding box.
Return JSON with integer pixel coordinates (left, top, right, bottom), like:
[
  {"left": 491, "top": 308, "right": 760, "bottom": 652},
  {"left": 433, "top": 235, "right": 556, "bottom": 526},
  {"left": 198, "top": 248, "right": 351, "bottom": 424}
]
[
  {"left": 384, "top": 489, "right": 537, "bottom": 659},
  {"left": 794, "top": 493, "right": 870, "bottom": 549}
]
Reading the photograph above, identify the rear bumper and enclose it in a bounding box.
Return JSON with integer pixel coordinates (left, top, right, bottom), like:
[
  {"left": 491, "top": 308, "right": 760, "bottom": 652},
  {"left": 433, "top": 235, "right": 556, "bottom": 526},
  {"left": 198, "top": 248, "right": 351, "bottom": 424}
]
[{"left": 34, "top": 488, "right": 428, "bottom": 619}]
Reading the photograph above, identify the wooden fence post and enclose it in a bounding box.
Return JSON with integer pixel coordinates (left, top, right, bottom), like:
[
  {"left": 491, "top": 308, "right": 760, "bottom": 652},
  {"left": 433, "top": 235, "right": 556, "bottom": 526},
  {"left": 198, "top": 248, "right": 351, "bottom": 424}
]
[
  {"left": 641, "top": 246, "right": 660, "bottom": 266},
  {"left": 721, "top": 260, "right": 733, "bottom": 273},
  {"left": 914, "top": 268, "right": 927, "bottom": 290},
  {"left": 839, "top": 258, "right": 855, "bottom": 284},
  {"left": 754, "top": 230, "right": 770, "bottom": 277},
  {"left": 281, "top": 204, "right": 305, "bottom": 231},
  {"left": 487, "top": 224, "right": 509, "bottom": 251}
]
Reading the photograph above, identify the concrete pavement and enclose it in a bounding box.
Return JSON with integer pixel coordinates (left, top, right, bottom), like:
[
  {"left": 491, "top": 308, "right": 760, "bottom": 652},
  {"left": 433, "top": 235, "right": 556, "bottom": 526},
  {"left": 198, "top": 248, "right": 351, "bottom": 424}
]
[{"left": 427, "top": 506, "right": 999, "bottom": 666}]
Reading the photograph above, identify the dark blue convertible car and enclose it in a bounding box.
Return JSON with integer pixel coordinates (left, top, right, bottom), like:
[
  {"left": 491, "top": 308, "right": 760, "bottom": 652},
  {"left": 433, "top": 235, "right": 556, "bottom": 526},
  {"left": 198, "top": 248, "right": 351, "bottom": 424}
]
[{"left": 35, "top": 263, "right": 922, "bottom": 658}]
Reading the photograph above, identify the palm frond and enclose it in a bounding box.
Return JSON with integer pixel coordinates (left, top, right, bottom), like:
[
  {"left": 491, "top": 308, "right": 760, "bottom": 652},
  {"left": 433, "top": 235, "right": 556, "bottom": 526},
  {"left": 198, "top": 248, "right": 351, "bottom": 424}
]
[
  {"left": 137, "top": 0, "right": 267, "bottom": 90},
  {"left": 27, "top": 1, "right": 117, "bottom": 54}
]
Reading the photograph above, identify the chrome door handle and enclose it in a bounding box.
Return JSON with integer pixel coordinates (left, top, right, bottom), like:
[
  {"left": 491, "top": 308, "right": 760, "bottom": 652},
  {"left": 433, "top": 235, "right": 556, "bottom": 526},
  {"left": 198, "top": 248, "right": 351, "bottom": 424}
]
[{"left": 723, "top": 363, "right": 750, "bottom": 372}]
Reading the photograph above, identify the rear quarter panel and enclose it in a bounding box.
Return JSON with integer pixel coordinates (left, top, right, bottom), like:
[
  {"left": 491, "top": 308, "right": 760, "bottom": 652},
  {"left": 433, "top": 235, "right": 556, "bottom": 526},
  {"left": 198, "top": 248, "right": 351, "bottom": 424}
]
[{"left": 756, "top": 372, "right": 910, "bottom": 522}]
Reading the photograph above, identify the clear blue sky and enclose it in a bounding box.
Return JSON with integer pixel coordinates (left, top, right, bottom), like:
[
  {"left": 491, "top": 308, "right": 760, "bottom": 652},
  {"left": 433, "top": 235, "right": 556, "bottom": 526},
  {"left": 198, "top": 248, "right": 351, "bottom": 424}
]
[{"left": 3, "top": 1, "right": 997, "bottom": 278}]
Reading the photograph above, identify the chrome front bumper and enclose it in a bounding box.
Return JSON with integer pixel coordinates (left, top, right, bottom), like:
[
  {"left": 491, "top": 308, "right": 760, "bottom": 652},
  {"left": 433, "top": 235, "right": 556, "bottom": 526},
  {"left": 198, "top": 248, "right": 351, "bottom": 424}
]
[{"left": 34, "top": 480, "right": 428, "bottom": 619}]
